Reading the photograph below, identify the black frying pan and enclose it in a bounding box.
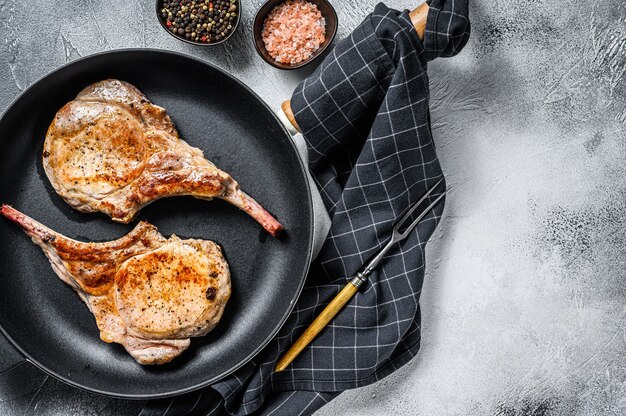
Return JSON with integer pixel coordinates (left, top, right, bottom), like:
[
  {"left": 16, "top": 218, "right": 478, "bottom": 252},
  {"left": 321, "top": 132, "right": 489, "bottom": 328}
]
[{"left": 0, "top": 49, "right": 313, "bottom": 399}]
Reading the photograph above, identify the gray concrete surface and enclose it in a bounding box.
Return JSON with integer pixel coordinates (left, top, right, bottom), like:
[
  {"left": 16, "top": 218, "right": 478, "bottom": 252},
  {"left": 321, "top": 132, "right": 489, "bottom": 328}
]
[{"left": 0, "top": 0, "right": 624, "bottom": 415}]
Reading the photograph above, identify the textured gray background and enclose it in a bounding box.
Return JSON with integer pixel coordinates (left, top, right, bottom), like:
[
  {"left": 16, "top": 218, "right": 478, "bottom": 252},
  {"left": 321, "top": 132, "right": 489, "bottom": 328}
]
[{"left": 0, "top": 0, "right": 625, "bottom": 415}]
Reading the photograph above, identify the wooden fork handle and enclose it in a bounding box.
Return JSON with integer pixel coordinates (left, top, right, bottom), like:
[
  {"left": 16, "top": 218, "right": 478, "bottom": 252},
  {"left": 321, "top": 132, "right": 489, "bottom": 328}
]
[
  {"left": 274, "top": 281, "right": 359, "bottom": 372},
  {"left": 280, "top": 2, "right": 430, "bottom": 134}
]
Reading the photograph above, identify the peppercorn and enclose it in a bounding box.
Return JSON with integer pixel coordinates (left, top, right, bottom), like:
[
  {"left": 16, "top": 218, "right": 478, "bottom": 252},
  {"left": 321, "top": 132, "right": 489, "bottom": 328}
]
[{"left": 160, "top": 0, "right": 237, "bottom": 43}]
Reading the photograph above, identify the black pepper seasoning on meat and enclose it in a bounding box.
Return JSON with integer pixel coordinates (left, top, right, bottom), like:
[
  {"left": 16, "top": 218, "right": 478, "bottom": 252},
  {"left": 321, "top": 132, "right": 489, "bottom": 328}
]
[{"left": 160, "top": 0, "right": 238, "bottom": 43}]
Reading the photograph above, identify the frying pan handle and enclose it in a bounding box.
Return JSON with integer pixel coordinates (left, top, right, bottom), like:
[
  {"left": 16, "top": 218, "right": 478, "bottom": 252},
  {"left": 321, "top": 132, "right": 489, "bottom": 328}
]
[
  {"left": 278, "top": 2, "right": 430, "bottom": 132},
  {"left": 409, "top": 2, "right": 429, "bottom": 41},
  {"left": 0, "top": 333, "right": 44, "bottom": 401},
  {"left": 274, "top": 107, "right": 331, "bottom": 259},
  {"left": 279, "top": 100, "right": 300, "bottom": 134}
]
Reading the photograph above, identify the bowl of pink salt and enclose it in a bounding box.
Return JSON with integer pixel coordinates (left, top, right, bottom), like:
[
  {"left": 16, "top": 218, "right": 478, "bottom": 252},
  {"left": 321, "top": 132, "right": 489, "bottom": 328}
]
[{"left": 253, "top": 0, "right": 338, "bottom": 70}]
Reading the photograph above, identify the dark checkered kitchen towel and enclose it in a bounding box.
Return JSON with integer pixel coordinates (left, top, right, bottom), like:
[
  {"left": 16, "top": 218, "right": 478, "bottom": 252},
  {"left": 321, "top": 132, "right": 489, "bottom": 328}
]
[{"left": 143, "top": 1, "right": 469, "bottom": 415}]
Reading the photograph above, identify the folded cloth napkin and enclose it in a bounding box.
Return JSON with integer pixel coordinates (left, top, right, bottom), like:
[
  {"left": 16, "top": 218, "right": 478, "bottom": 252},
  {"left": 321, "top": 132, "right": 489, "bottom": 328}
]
[{"left": 142, "top": 1, "right": 469, "bottom": 415}]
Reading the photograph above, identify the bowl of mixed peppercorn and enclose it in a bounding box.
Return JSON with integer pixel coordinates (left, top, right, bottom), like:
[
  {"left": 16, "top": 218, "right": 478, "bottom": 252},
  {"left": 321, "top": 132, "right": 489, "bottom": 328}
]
[{"left": 157, "top": 0, "right": 240, "bottom": 45}]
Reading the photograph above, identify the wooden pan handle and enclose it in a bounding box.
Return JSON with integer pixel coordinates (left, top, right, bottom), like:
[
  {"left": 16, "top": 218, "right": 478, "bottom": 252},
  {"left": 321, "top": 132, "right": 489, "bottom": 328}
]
[
  {"left": 409, "top": 2, "right": 429, "bottom": 41},
  {"left": 280, "top": 2, "right": 430, "bottom": 133},
  {"left": 281, "top": 100, "right": 300, "bottom": 133}
]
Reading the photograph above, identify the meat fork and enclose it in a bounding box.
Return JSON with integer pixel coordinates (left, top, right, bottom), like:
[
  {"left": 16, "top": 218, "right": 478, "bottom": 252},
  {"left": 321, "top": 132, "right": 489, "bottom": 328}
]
[{"left": 275, "top": 179, "right": 446, "bottom": 372}]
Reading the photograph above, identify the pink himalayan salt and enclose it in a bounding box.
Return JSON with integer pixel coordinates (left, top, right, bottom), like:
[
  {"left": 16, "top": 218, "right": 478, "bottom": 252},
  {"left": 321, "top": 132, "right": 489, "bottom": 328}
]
[{"left": 261, "top": 0, "right": 326, "bottom": 65}]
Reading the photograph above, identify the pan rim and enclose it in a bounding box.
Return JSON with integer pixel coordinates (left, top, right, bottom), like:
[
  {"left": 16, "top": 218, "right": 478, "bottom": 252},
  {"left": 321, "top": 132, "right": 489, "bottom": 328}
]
[{"left": 0, "top": 48, "right": 314, "bottom": 400}]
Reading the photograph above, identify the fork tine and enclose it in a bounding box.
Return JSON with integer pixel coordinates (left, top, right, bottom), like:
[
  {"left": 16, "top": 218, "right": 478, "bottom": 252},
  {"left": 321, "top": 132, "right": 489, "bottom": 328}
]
[
  {"left": 396, "top": 191, "right": 446, "bottom": 239},
  {"left": 393, "top": 178, "right": 443, "bottom": 233},
  {"left": 358, "top": 182, "right": 447, "bottom": 277}
]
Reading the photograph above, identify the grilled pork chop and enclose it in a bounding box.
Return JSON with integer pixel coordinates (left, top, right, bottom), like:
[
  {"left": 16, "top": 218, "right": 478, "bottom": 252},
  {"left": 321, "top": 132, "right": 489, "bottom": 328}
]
[
  {"left": 1, "top": 205, "right": 230, "bottom": 365},
  {"left": 43, "top": 79, "right": 283, "bottom": 237}
]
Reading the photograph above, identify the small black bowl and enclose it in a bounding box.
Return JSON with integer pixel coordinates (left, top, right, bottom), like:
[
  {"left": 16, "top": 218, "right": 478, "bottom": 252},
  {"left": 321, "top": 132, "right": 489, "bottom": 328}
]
[
  {"left": 156, "top": 0, "right": 241, "bottom": 46},
  {"left": 253, "top": 0, "right": 338, "bottom": 70}
]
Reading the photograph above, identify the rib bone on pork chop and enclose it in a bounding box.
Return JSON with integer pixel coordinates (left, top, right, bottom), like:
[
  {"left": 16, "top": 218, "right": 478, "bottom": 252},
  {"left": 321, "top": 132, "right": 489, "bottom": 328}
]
[
  {"left": 0, "top": 205, "right": 230, "bottom": 365},
  {"left": 43, "top": 79, "right": 283, "bottom": 237}
]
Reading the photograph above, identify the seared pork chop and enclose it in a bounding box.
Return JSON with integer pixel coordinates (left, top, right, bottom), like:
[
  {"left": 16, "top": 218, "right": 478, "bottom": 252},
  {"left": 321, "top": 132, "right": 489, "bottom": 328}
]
[
  {"left": 1, "top": 205, "right": 230, "bottom": 365},
  {"left": 43, "top": 79, "right": 283, "bottom": 237}
]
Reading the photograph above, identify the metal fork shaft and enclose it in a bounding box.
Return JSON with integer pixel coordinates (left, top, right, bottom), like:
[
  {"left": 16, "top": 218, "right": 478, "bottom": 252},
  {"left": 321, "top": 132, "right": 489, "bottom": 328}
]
[{"left": 360, "top": 184, "right": 446, "bottom": 277}]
